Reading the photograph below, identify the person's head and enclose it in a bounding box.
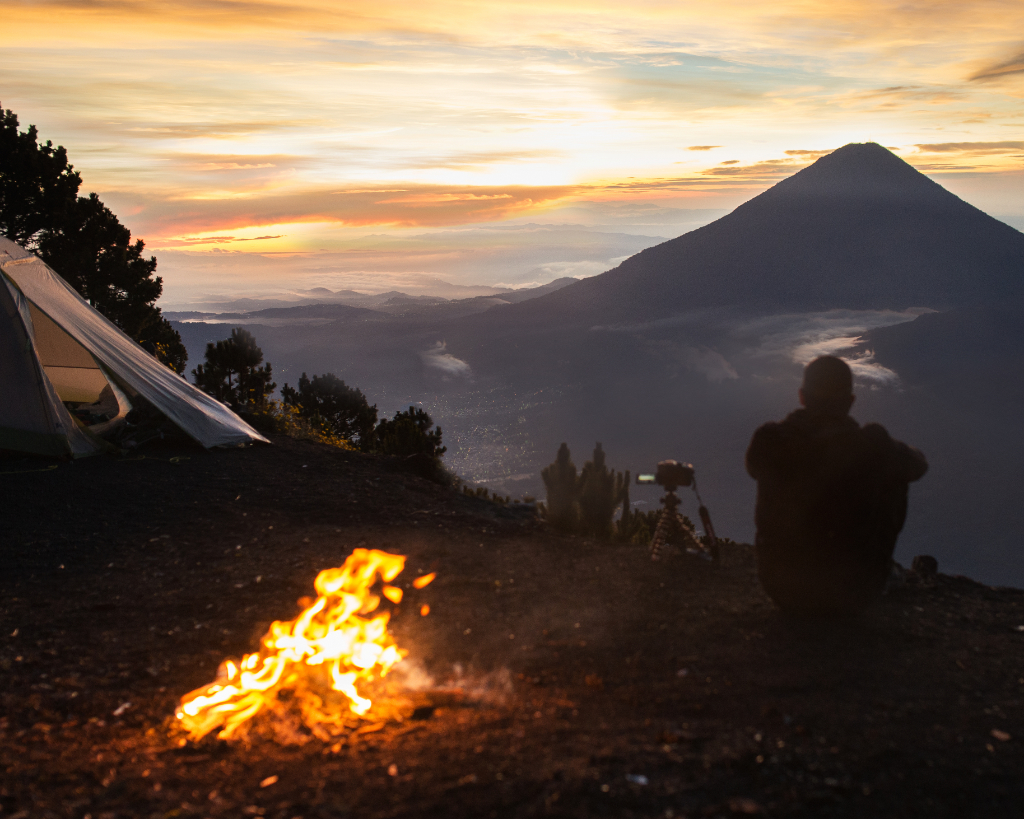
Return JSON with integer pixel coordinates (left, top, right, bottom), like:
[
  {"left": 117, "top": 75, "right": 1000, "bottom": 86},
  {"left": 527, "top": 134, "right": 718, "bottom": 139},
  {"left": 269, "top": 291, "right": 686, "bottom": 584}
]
[{"left": 799, "top": 355, "right": 854, "bottom": 416}]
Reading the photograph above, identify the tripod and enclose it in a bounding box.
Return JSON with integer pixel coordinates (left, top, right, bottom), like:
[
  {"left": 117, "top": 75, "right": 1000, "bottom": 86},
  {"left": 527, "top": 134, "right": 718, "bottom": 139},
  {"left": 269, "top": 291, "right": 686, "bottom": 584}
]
[{"left": 649, "top": 485, "right": 720, "bottom": 564}]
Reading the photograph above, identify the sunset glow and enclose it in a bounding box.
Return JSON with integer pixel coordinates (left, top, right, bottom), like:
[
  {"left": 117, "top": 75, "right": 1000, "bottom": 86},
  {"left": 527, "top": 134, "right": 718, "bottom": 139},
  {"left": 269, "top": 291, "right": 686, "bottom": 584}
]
[{"left": 3, "top": 0, "right": 1022, "bottom": 302}]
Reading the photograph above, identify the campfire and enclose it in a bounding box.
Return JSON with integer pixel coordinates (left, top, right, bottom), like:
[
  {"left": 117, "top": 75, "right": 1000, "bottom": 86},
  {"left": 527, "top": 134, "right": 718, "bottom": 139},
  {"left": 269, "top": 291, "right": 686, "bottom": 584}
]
[{"left": 176, "top": 549, "right": 434, "bottom": 742}]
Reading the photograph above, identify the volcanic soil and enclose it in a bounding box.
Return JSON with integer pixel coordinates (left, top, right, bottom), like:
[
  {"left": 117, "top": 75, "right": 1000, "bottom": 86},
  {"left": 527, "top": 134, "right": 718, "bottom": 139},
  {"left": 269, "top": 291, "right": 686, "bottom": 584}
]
[{"left": 2, "top": 436, "right": 1024, "bottom": 819}]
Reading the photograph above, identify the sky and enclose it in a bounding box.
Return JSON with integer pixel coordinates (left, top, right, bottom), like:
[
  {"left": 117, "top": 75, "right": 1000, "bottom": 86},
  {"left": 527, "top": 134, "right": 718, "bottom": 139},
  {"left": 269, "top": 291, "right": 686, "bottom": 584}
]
[{"left": 3, "top": 0, "right": 1023, "bottom": 307}]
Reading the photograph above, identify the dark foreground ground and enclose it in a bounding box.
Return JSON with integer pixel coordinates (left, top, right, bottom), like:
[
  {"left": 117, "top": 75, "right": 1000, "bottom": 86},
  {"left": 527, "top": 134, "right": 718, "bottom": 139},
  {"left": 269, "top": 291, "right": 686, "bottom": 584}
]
[{"left": 2, "top": 437, "right": 1024, "bottom": 819}]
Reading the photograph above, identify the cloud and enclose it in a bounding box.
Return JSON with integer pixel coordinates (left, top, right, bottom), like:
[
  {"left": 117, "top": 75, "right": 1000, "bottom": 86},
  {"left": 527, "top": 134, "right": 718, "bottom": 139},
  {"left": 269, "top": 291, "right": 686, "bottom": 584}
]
[
  {"left": 969, "top": 51, "right": 1024, "bottom": 81},
  {"left": 914, "top": 141, "right": 1024, "bottom": 154},
  {"left": 830, "top": 85, "right": 965, "bottom": 111},
  {"left": 377, "top": 192, "right": 515, "bottom": 205},
  {"left": 174, "top": 234, "right": 285, "bottom": 245},
  {"left": 741, "top": 308, "right": 932, "bottom": 386},
  {"left": 700, "top": 157, "right": 806, "bottom": 179},
  {"left": 688, "top": 145, "right": 720, "bottom": 151},
  {"left": 791, "top": 339, "right": 899, "bottom": 387},
  {"left": 9, "top": 0, "right": 1021, "bottom": 63},
  {"left": 420, "top": 342, "right": 472, "bottom": 378},
  {"left": 392, "top": 149, "right": 564, "bottom": 171},
  {"left": 167, "top": 153, "right": 319, "bottom": 171},
  {"left": 125, "top": 122, "right": 312, "bottom": 139},
  {"left": 114, "top": 183, "right": 578, "bottom": 238},
  {"left": 153, "top": 222, "right": 662, "bottom": 305},
  {"left": 607, "top": 69, "right": 764, "bottom": 114},
  {"left": 661, "top": 343, "right": 739, "bottom": 382}
]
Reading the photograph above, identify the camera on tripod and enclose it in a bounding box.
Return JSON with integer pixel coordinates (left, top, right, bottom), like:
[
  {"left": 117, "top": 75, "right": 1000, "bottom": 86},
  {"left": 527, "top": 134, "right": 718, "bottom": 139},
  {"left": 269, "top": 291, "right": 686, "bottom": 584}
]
[
  {"left": 637, "top": 460, "right": 694, "bottom": 493},
  {"left": 636, "top": 460, "right": 718, "bottom": 564}
]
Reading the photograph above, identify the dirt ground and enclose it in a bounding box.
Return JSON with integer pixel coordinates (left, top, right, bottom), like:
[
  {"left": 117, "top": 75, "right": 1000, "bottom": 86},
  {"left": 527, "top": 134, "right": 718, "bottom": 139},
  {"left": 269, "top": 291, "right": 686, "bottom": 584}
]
[{"left": 2, "top": 436, "right": 1024, "bottom": 819}]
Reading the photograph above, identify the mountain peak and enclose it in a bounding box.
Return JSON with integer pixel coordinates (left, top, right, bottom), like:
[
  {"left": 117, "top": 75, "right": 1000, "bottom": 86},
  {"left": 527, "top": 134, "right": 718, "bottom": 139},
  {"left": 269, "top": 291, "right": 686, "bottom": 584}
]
[
  {"left": 755, "top": 142, "right": 947, "bottom": 206},
  {"left": 501, "top": 143, "right": 1024, "bottom": 321}
]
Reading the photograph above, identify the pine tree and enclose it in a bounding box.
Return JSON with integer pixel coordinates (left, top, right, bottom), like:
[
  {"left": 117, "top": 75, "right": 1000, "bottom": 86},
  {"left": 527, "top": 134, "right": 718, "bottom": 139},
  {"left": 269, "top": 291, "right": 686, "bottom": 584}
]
[
  {"left": 541, "top": 443, "right": 579, "bottom": 534},
  {"left": 192, "top": 327, "right": 275, "bottom": 410},
  {"left": 0, "top": 108, "right": 80, "bottom": 246},
  {"left": 1, "top": 106, "right": 187, "bottom": 372}
]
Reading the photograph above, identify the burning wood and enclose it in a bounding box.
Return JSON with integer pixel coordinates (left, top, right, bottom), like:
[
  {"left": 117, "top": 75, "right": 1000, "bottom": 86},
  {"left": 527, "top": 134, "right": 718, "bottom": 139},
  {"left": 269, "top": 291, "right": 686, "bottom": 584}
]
[{"left": 176, "top": 549, "right": 433, "bottom": 742}]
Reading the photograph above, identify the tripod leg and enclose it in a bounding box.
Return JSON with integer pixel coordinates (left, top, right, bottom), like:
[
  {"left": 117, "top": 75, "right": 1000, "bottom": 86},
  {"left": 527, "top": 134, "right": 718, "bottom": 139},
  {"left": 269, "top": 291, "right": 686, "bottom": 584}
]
[
  {"left": 652, "top": 509, "right": 693, "bottom": 561},
  {"left": 675, "top": 512, "right": 703, "bottom": 554},
  {"left": 650, "top": 509, "right": 677, "bottom": 561},
  {"left": 699, "top": 505, "right": 720, "bottom": 564}
]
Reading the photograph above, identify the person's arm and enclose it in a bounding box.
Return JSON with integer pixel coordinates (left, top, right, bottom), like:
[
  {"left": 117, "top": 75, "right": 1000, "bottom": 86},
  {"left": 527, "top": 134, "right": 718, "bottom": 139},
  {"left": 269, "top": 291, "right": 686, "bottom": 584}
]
[
  {"left": 896, "top": 442, "right": 928, "bottom": 482},
  {"left": 863, "top": 423, "right": 928, "bottom": 482}
]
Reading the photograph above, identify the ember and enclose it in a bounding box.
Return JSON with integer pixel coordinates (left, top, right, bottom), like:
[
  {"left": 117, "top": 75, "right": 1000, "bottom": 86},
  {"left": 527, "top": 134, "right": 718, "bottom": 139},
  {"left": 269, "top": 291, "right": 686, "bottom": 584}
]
[{"left": 176, "top": 549, "right": 433, "bottom": 741}]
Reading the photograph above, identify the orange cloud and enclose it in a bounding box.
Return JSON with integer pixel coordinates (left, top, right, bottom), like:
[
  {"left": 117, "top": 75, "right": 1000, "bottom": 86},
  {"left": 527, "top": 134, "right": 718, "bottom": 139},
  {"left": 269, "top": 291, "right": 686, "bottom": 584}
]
[
  {"left": 118, "top": 183, "right": 577, "bottom": 240},
  {"left": 376, "top": 192, "right": 515, "bottom": 205},
  {"left": 784, "top": 149, "right": 833, "bottom": 158},
  {"left": 700, "top": 157, "right": 810, "bottom": 179}
]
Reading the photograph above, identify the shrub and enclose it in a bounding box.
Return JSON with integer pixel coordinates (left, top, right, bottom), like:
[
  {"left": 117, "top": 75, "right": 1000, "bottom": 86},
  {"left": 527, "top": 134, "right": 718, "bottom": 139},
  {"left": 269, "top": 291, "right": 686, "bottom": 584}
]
[
  {"left": 243, "top": 400, "right": 355, "bottom": 450},
  {"left": 462, "top": 485, "right": 511, "bottom": 505},
  {"left": 281, "top": 372, "right": 378, "bottom": 450}
]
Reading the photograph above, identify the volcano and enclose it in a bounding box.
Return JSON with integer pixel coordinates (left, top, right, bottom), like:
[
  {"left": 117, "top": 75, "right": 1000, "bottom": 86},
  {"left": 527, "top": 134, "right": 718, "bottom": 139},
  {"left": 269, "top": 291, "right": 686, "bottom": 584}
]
[{"left": 495, "top": 143, "right": 1024, "bottom": 325}]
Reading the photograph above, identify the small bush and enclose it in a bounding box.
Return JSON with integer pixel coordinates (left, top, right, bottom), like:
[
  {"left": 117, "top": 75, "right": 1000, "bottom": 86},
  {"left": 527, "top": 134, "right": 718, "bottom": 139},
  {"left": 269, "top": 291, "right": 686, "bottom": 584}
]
[
  {"left": 462, "top": 485, "right": 511, "bottom": 505},
  {"left": 244, "top": 400, "right": 355, "bottom": 450},
  {"left": 281, "top": 372, "right": 378, "bottom": 450}
]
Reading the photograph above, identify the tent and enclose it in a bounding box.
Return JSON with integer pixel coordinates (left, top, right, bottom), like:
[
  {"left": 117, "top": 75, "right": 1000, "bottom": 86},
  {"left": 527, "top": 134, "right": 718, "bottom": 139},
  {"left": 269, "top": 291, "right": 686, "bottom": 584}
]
[{"left": 0, "top": 236, "right": 269, "bottom": 457}]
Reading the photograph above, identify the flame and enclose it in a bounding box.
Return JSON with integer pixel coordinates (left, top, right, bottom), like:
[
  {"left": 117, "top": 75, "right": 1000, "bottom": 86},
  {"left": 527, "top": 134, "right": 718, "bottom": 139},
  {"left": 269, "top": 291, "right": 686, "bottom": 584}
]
[{"left": 176, "top": 549, "right": 421, "bottom": 741}]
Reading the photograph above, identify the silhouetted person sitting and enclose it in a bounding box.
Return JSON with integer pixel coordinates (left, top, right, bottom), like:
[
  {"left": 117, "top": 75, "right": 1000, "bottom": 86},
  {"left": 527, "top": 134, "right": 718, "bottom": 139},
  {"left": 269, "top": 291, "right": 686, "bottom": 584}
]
[{"left": 746, "top": 356, "right": 928, "bottom": 616}]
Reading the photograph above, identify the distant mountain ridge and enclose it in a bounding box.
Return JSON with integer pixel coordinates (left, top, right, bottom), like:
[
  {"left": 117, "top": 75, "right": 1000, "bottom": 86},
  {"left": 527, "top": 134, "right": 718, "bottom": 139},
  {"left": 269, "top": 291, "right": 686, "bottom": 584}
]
[{"left": 497, "top": 143, "right": 1024, "bottom": 325}]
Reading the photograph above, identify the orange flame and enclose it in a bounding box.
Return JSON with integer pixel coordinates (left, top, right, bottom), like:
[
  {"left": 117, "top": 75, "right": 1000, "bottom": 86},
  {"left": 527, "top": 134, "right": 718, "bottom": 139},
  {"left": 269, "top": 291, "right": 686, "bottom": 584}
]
[{"left": 176, "top": 549, "right": 419, "bottom": 741}]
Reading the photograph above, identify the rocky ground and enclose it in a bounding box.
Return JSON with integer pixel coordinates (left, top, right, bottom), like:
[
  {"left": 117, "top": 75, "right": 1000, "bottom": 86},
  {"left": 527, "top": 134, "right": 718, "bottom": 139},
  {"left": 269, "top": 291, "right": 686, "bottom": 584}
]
[{"left": 2, "top": 436, "right": 1024, "bottom": 819}]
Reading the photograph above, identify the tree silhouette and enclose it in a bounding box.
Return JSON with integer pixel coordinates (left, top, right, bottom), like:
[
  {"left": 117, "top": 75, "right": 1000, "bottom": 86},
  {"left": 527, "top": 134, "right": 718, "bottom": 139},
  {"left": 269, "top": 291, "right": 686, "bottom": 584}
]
[
  {"left": 192, "top": 328, "right": 275, "bottom": 410},
  {"left": 281, "top": 372, "right": 378, "bottom": 449},
  {"left": 0, "top": 105, "right": 186, "bottom": 372},
  {"left": 0, "top": 108, "right": 80, "bottom": 247},
  {"left": 373, "top": 406, "right": 445, "bottom": 459}
]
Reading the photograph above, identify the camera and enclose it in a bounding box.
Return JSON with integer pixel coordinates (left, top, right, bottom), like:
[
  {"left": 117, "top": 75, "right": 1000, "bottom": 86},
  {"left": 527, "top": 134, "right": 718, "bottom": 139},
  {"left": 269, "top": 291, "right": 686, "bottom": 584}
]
[
  {"left": 636, "top": 460, "right": 694, "bottom": 493},
  {"left": 636, "top": 460, "right": 718, "bottom": 564}
]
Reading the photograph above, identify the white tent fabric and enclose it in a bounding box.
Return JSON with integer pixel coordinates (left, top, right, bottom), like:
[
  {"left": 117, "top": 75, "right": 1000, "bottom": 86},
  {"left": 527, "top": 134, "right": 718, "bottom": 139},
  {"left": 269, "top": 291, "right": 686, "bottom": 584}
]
[{"left": 0, "top": 236, "right": 269, "bottom": 457}]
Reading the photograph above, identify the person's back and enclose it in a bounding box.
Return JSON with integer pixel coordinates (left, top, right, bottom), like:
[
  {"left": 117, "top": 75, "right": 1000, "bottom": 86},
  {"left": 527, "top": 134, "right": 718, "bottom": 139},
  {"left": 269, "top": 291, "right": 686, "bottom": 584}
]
[{"left": 746, "top": 356, "right": 927, "bottom": 615}]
